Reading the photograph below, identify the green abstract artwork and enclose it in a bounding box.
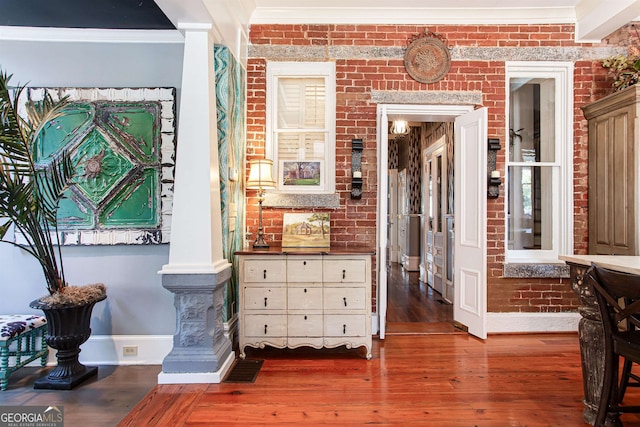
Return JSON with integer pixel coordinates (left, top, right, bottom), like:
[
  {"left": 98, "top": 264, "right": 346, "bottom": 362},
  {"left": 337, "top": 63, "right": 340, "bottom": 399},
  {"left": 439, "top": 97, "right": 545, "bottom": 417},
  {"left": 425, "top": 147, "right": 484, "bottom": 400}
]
[{"left": 25, "top": 87, "right": 176, "bottom": 245}]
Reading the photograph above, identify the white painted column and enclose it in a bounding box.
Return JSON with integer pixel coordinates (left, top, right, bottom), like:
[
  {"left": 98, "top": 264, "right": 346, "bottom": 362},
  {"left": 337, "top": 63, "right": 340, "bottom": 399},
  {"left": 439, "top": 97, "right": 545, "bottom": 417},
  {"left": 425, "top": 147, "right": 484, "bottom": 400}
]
[
  {"left": 160, "top": 23, "right": 229, "bottom": 276},
  {"left": 158, "top": 23, "right": 234, "bottom": 384}
]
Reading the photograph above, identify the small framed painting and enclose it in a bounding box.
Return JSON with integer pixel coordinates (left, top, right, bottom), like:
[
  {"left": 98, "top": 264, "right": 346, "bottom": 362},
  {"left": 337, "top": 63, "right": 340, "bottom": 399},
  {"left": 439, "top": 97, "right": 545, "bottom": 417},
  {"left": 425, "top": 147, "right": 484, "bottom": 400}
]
[
  {"left": 282, "top": 212, "right": 330, "bottom": 248},
  {"left": 282, "top": 161, "right": 321, "bottom": 186}
]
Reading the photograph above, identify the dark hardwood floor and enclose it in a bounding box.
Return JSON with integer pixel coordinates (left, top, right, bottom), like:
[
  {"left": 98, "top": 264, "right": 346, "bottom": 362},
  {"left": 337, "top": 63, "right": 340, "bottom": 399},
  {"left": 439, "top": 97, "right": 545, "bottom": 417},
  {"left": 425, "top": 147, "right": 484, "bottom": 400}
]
[
  {"left": 0, "top": 364, "right": 160, "bottom": 426},
  {"left": 386, "top": 261, "right": 455, "bottom": 333}
]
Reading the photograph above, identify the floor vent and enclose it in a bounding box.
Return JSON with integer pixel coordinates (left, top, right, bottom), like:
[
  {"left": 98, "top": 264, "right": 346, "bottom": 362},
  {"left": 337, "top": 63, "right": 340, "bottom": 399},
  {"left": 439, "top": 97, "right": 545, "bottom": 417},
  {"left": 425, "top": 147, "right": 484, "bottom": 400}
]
[{"left": 223, "top": 359, "right": 264, "bottom": 383}]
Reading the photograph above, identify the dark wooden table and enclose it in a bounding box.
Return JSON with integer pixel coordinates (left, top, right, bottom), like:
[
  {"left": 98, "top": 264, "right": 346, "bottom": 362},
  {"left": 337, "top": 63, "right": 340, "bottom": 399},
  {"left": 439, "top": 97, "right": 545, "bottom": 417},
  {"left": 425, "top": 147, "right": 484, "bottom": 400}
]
[{"left": 560, "top": 254, "right": 640, "bottom": 426}]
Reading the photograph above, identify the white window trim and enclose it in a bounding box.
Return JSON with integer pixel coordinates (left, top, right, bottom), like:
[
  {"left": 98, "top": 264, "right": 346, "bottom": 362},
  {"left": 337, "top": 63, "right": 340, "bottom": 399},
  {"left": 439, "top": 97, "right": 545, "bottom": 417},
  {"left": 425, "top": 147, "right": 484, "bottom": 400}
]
[
  {"left": 266, "top": 61, "right": 336, "bottom": 194},
  {"left": 505, "top": 61, "right": 574, "bottom": 264}
]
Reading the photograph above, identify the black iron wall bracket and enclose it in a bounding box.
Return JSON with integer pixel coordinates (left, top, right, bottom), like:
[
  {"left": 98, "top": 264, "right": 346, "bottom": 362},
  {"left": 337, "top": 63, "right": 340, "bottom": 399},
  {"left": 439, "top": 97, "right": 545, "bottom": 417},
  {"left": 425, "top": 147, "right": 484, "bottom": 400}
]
[
  {"left": 487, "top": 138, "right": 501, "bottom": 199},
  {"left": 351, "top": 138, "right": 363, "bottom": 199}
]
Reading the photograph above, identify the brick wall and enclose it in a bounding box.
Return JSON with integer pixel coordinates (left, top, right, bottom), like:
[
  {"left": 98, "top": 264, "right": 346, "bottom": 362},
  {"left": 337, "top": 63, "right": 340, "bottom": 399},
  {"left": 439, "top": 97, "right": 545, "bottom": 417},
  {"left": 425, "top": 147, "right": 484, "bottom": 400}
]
[{"left": 246, "top": 23, "right": 636, "bottom": 314}]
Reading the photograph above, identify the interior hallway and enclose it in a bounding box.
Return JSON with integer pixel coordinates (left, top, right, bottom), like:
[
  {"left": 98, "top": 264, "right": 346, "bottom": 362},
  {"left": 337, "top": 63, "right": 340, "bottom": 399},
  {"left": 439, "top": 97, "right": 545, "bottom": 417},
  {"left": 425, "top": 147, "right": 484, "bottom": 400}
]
[{"left": 386, "top": 261, "right": 457, "bottom": 334}]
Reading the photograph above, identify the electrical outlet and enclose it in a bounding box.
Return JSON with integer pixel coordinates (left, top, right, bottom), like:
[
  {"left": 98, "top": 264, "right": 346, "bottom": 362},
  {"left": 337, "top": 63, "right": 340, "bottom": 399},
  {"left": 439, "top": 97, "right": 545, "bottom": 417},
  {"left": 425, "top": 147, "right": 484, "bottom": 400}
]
[{"left": 123, "top": 345, "right": 138, "bottom": 356}]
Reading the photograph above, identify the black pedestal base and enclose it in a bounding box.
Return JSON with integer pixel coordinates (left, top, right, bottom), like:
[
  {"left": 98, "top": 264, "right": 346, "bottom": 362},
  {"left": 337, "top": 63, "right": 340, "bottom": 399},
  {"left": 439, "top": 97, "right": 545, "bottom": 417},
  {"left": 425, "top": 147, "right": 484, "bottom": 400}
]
[{"left": 34, "top": 365, "right": 98, "bottom": 390}]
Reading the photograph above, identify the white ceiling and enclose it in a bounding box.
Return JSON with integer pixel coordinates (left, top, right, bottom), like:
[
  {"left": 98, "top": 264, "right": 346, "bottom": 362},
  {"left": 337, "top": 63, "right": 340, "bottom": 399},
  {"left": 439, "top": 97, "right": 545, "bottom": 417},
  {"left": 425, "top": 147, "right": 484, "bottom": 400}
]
[
  {"left": 2, "top": 0, "right": 638, "bottom": 61},
  {"left": 152, "top": 0, "right": 640, "bottom": 42}
]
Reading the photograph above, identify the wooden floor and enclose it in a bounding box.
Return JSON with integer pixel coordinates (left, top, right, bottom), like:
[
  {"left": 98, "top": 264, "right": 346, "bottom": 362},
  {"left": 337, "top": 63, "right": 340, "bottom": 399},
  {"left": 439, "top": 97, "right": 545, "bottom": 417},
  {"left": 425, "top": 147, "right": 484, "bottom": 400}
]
[
  {"left": 116, "top": 333, "right": 640, "bottom": 426},
  {"left": 0, "top": 364, "right": 160, "bottom": 426},
  {"left": 4, "top": 335, "right": 640, "bottom": 426},
  {"left": 6, "top": 266, "right": 638, "bottom": 426},
  {"left": 386, "top": 261, "right": 457, "bottom": 333}
]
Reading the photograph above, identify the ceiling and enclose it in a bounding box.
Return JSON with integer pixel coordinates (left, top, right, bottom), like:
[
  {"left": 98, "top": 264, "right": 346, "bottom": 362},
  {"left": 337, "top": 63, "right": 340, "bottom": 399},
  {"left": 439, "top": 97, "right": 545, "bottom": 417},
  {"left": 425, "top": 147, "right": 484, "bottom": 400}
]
[
  {"left": 2, "top": 0, "right": 639, "bottom": 44},
  {"left": 1, "top": 0, "right": 174, "bottom": 29}
]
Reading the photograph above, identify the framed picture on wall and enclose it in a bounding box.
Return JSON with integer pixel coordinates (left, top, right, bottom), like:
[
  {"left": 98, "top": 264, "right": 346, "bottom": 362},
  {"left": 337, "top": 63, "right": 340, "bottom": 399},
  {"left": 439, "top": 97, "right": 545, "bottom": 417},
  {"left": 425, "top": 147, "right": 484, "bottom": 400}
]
[
  {"left": 282, "top": 212, "right": 330, "bottom": 248},
  {"left": 281, "top": 161, "right": 322, "bottom": 187}
]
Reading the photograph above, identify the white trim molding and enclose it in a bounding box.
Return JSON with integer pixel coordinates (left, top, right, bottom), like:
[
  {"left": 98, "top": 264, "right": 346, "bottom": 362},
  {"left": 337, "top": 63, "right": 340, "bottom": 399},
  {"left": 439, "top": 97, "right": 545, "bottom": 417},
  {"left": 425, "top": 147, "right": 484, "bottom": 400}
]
[
  {"left": 0, "top": 26, "right": 184, "bottom": 43},
  {"left": 487, "top": 312, "right": 579, "bottom": 333}
]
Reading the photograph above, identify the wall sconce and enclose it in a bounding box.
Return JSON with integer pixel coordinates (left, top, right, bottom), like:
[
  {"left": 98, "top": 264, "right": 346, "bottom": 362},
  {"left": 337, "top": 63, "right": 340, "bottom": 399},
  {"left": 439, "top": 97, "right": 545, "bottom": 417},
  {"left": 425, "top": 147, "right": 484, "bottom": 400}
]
[
  {"left": 487, "top": 138, "right": 501, "bottom": 199},
  {"left": 247, "top": 159, "right": 276, "bottom": 249},
  {"left": 390, "top": 120, "right": 409, "bottom": 136},
  {"left": 351, "top": 138, "right": 363, "bottom": 199}
]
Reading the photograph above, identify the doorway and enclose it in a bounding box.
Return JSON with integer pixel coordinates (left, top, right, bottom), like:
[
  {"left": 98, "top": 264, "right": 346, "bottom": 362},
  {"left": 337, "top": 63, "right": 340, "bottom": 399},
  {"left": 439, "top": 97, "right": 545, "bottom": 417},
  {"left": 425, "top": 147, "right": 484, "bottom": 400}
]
[
  {"left": 386, "top": 124, "right": 454, "bottom": 333},
  {"left": 376, "top": 104, "right": 488, "bottom": 340}
]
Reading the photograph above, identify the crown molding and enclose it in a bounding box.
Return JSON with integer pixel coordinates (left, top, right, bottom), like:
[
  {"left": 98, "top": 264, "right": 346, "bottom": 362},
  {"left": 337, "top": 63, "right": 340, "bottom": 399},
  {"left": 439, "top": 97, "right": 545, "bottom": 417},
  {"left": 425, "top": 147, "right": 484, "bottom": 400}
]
[
  {"left": 249, "top": 6, "right": 577, "bottom": 25},
  {"left": 0, "top": 26, "right": 184, "bottom": 43}
]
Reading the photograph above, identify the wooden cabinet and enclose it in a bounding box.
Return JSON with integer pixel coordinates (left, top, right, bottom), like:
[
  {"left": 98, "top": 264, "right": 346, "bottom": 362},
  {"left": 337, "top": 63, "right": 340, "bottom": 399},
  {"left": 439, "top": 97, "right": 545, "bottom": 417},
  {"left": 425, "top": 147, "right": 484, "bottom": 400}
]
[
  {"left": 237, "top": 250, "right": 372, "bottom": 359},
  {"left": 583, "top": 86, "right": 640, "bottom": 255}
]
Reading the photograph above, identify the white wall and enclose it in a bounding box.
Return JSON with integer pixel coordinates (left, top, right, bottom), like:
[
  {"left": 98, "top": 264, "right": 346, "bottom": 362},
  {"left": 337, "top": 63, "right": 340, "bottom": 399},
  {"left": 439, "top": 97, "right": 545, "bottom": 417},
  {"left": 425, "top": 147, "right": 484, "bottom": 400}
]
[
  {"left": 0, "top": 39, "right": 184, "bottom": 90},
  {"left": 0, "top": 37, "right": 184, "bottom": 339}
]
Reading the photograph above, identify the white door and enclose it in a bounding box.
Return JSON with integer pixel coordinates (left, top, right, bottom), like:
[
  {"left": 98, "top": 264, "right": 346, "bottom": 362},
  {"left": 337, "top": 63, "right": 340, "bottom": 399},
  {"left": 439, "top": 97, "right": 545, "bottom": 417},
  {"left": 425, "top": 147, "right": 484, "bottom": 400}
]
[
  {"left": 377, "top": 113, "right": 389, "bottom": 339},
  {"left": 397, "top": 169, "right": 407, "bottom": 264},
  {"left": 422, "top": 142, "right": 445, "bottom": 291},
  {"left": 376, "top": 103, "right": 480, "bottom": 340},
  {"left": 454, "top": 107, "right": 488, "bottom": 339}
]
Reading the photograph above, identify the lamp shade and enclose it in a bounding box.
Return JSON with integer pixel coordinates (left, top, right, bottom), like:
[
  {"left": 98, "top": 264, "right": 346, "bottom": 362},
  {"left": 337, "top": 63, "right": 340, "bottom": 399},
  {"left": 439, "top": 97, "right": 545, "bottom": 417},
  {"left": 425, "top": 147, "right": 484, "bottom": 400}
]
[{"left": 247, "top": 159, "right": 276, "bottom": 189}]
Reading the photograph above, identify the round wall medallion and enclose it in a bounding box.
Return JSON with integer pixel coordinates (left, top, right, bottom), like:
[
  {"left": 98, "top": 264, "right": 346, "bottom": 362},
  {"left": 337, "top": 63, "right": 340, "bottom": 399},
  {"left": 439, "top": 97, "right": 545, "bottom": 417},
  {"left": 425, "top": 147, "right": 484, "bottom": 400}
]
[{"left": 404, "top": 37, "right": 451, "bottom": 84}]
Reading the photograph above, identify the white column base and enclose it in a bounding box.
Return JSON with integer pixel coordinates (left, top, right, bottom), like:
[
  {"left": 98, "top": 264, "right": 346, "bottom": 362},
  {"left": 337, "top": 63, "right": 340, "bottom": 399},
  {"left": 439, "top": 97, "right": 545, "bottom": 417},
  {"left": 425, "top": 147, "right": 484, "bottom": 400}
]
[{"left": 157, "top": 351, "right": 235, "bottom": 384}]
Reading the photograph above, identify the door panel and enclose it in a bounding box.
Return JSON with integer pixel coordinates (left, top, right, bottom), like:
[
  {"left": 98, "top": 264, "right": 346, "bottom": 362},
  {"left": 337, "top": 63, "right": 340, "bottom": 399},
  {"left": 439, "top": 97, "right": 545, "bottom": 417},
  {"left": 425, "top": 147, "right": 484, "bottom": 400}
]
[{"left": 454, "top": 107, "right": 488, "bottom": 339}]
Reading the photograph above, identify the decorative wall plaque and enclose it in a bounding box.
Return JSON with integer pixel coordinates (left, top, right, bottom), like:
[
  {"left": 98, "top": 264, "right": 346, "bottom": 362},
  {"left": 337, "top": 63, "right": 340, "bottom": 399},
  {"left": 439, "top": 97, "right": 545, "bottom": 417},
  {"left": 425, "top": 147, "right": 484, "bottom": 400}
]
[
  {"left": 22, "top": 87, "right": 176, "bottom": 245},
  {"left": 404, "top": 31, "right": 451, "bottom": 84}
]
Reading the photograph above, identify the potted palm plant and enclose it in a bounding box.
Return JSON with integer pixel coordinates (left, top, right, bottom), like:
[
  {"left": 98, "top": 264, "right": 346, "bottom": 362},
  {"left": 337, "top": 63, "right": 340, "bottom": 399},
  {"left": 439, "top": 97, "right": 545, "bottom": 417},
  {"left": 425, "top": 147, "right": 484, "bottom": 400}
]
[{"left": 0, "top": 69, "right": 106, "bottom": 390}]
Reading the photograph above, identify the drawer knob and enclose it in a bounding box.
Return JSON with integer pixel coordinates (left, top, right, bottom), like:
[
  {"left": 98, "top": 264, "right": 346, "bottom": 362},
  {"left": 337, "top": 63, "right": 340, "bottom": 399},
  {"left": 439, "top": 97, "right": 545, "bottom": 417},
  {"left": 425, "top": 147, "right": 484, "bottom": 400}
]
[
  {"left": 304, "top": 315, "right": 307, "bottom": 320},
  {"left": 342, "top": 270, "right": 346, "bottom": 280},
  {"left": 304, "top": 288, "right": 307, "bottom": 293},
  {"left": 264, "top": 324, "right": 268, "bottom": 334},
  {"left": 343, "top": 324, "right": 347, "bottom": 334},
  {"left": 264, "top": 297, "right": 268, "bottom": 307},
  {"left": 303, "top": 261, "right": 307, "bottom": 266},
  {"left": 263, "top": 270, "right": 267, "bottom": 279},
  {"left": 343, "top": 297, "right": 347, "bottom": 307}
]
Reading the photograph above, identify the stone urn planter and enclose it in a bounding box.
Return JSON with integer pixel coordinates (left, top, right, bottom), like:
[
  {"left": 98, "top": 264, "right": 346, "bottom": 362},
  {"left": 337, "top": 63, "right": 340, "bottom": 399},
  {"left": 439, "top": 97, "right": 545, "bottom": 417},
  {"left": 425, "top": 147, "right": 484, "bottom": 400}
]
[{"left": 29, "top": 285, "right": 106, "bottom": 390}]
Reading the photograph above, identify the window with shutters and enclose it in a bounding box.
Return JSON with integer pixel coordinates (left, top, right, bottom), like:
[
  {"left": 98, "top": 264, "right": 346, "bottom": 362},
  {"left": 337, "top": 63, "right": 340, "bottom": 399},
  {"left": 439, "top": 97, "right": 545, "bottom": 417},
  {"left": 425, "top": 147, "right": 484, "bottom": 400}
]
[{"left": 266, "top": 62, "right": 336, "bottom": 194}]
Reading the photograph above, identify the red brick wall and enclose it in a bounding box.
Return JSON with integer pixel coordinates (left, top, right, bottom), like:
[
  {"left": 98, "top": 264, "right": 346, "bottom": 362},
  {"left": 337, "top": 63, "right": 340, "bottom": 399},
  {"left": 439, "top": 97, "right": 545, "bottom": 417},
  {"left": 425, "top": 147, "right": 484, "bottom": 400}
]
[{"left": 246, "top": 23, "right": 635, "bottom": 313}]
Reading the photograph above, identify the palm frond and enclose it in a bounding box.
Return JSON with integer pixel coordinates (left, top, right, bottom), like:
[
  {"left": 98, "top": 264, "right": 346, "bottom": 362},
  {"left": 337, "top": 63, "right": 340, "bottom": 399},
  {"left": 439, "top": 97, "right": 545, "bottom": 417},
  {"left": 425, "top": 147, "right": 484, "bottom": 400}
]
[
  {"left": 36, "top": 151, "right": 74, "bottom": 225},
  {"left": 0, "top": 69, "right": 75, "bottom": 295}
]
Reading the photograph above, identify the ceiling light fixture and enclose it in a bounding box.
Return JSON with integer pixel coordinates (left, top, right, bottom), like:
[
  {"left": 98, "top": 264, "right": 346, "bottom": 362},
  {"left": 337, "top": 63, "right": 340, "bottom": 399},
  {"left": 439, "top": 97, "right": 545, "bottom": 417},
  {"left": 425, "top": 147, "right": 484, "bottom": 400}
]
[{"left": 390, "top": 120, "right": 409, "bottom": 136}]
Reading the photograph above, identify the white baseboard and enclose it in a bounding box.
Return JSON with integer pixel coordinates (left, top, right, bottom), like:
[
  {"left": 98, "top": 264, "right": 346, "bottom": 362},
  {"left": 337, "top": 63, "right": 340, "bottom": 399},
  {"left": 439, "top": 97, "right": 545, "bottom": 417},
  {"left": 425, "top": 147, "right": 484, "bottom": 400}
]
[
  {"left": 402, "top": 255, "right": 420, "bottom": 272},
  {"left": 24, "top": 335, "right": 172, "bottom": 367},
  {"left": 157, "top": 352, "right": 235, "bottom": 384},
  {"left": 371, "top": 312, "right": 579, "bottom": 338},
  {"left": 28, "top": 312, "right": 576, "bottom": 368},
  {"left": 35, "top": 317, "right": 241, "bottom": 367},
  {"left": 77, "top": 334, "right": 173, "bottom": 365},
  {"left": 487, "top": 312, "right": 580, "bottom": 333},
  {"left": 372, "top": 314, "right": 379, "bottom": 335}
]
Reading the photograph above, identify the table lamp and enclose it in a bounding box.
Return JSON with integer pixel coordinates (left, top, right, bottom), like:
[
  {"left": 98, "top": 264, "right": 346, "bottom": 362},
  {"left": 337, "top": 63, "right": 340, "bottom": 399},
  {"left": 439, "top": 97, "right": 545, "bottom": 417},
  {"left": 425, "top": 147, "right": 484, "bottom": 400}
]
[{"left": 247, "top": 159, "right": 276, "bottom": 249}]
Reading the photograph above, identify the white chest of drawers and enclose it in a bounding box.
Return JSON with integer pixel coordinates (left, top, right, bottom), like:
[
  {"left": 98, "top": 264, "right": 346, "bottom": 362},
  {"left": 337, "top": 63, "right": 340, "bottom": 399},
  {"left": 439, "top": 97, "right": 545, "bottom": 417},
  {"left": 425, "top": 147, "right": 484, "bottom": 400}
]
[{"left": 237, "top": 249, "right": 372, "bottom": 359}]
